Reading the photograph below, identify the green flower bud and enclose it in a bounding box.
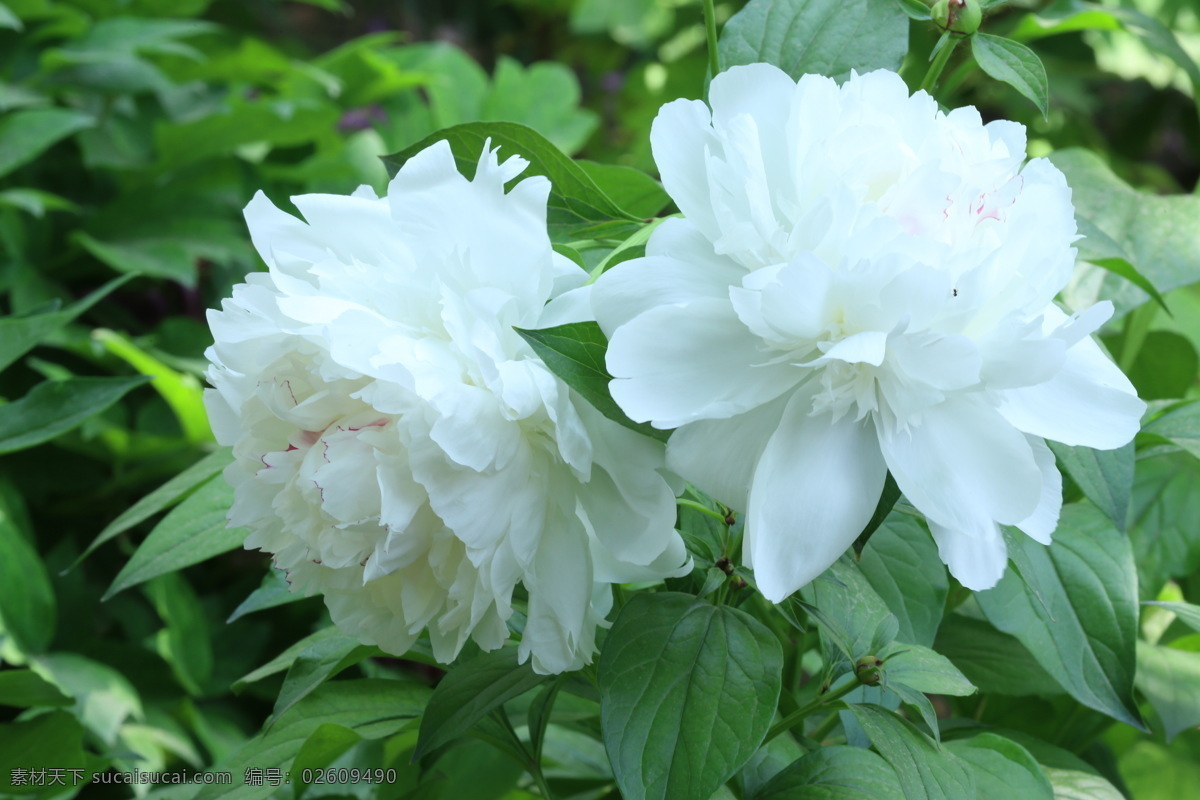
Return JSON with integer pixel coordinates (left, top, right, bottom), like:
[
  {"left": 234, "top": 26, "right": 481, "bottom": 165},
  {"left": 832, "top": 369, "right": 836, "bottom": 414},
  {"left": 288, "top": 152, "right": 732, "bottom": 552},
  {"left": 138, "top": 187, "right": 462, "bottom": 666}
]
[
  {"left": 932, "top": 0, "right": 982, "bottom": 36},
  {"left": 855, "top": 655, "right": 885, "bottom": 687}
]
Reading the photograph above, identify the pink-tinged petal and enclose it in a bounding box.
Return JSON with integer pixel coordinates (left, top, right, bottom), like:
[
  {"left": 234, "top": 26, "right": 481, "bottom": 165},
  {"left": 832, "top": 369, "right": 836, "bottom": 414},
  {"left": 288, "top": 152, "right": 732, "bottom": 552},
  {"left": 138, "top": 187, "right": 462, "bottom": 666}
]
[
  {"left": 996, "top": 334, "right": 1145, "bottom": 450},
  {"left": 606, "top": 298, "right": 798, "bottom": 428},
  {"left": 880, "top": 396, "right": 1042, "bottom": 532},
  {"left": 747, "top": 388, "right": 888, "bottom": 602}
]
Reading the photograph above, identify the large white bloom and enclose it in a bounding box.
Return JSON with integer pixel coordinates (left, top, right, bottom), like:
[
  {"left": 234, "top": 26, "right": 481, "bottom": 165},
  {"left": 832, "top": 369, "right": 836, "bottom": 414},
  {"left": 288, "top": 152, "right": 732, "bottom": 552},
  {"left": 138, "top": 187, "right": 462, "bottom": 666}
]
[
  {"left": 592, "top": 65, "right": 1145, "bottom": 600},
  {"left": 205, "top": 141, "right": 688, "bottom": 674}
]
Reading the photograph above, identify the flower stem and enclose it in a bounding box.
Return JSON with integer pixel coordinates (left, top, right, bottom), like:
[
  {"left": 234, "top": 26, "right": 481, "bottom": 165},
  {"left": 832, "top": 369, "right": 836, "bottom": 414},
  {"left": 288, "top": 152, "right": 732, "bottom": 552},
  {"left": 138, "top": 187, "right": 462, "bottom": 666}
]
[
  {"left": 703, "top": 0, "right": 720, "bottom": 81},
  {"left": 531, "top": 766, "right": 556, "bottom": 800},
  {"left": 808, "top": 710, "right": 842, "bottom": 744},
  {"left": 921, "top": 33, "right": 960, "bottom": 96},
  {"left": 764, "top": 676, "right": 861, "bottom": 744}
]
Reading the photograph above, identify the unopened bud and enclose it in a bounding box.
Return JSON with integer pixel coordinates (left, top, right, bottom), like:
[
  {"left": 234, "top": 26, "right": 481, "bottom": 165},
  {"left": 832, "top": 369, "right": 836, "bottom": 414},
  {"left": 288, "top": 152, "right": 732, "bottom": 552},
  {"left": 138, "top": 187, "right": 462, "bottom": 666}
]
[
  {"left": 855, "top": 655, "right": 885, "bottom": 686},
  {"left": 932, "top": 0, "right": 982, "bottom": 36}
]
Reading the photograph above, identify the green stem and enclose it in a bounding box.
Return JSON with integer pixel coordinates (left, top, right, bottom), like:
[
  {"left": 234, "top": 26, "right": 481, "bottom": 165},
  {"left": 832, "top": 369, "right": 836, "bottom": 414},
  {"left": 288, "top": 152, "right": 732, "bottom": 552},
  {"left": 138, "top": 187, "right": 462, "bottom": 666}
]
[
  {"left": 764, "top": 677, "right": 861, "bottom": 744},
  {"left": 921, "top": 34, "right": 960, "bottom": 96},
  {"left": 808, "top": 710, "right": 841, "bottom": 744},
  {"left": 677, "top": 498, "right": 726, "bottom": 523},
  {"left": 531, "top": 766, "right": 556, "bottom": 800},
  {"left": 703, "top": 0, "right": 720, "bottom": 81}
]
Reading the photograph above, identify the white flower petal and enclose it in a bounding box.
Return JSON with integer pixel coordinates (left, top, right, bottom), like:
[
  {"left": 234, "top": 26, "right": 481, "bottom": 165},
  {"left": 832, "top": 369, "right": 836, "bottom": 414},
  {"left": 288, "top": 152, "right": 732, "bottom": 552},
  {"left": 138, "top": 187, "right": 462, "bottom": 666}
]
[
  {"left": 1015, "top": 435, "right": 1062, "bottom": 545},
  {"left": 747, "top": 388, "right": 888, "bottom": 602},
  {"left": 927, "top": 518, "right": 1008, "bottom": 591}
]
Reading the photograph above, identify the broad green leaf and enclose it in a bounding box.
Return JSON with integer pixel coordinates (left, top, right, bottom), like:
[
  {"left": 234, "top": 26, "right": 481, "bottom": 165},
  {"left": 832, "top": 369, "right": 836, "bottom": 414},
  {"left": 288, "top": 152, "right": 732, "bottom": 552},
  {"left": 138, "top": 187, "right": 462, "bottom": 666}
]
[
  {"left": 227, "top": 566, "right": 302, "bottom": 623},
  {"left": 1043, "top": 767, "right": 1124, "bottom": 800},
  {"left": 0, "top": 273, "right": 134, "bottom": 374},
  {"left": 893, "top": 0, "right": 932, "bottom": 21},
  {"left": 971, "top": 34, "right": 1049, "bottom": 118},
  {"left": 1135, "top": 641, "right": 1200, "bottom": 741},
  {"left": 0, "top": 375, "right": 151, "bottom": 454},
  {"left": 934, "top": 615, "right": 1063, "bottom": 697},
  {"left": 195, "top": 680, "right": 429, "bottom": 800},
  {"left": 720, "top": 0, "right": 908, "bottom": 82},
  {"left": 801, "top": 559, "right": 897, "bottom": 665},
  {"left": 0, "top": 187, "right": 79, "bottom": 217},
  {"left": 883, "top": 644, "right": 976, "bottom": 697},
  {"left": 0, "top": 668, "right": 72, "bottom": 707},
  {"left": 857, "top": 513, "right": 947, "bottom": 647},
  {"left": 598, "top": 592, "right": 783, "bottom": 800},
  {"left": 74, "top": 447, "right": 233, "bottom": 568},
  {"left": 1124, "top": 331, "right": 1198, "bottom": 401},
  {"left": 0, "top": 3, "right": 21, "bottom": 30},
  {"left": 516, "top": 321, "right": 668, "bottom": 442},
  {"left": 292, "top": 724, "right": 362, "bottom": 797},
  {"left": 1073, "top": 217, "right": 1170, "bottom": 313},
  {"left": 234, "top": 627, "right": 352, "bottom": 690},
  {"left": 31, "top": 652, "right": 143, "bottom": 745},
  {"left": 269, "top": 638, "right": 382, "bottom": 729},
  {"left": 944, "top": 734, "right": 1053, "bottom": 800},
  {"left": 482, "top": 57, "right": 599, "bottom": 154},
  {"left": 1009, "top": 4, "right": 1122, "bottom": 41},
  {"left": 146, "top": 574, "right": 213, "bottom": 696},
  {"left": 1143, "top": 600, "right": 1200, "bottom": 634},
  {"left": 1048, "top": 441, "right": 1133, "bottom": 532},
  {"left": 753, "top": 745, "right": 904, "bottom": 800},
  {"left": 571, "top": 0, "right": 674, "bottom": 48},
  {"left": 415, "top": 646, "right": 547, "bottom": 759},
  {"left": 577, "top": 160, "right": 671, "bottom": 220},
  {"left": 1128, "top": 453, "right": 1200, "bottom": 596},
  {"left": 845, "top": 704, "right": 975, "bottom": 799},
  {"left": 1118, "top": 740, "right": 1200, "bottom": 800},
  {"left": 1051, "top": 149, "right": 1200, "bottom": 315},
  {"left": 382, "top": 121, "right": 641, "bottom": 241},
  {"left": 94, "top": 328, "right": 211, "bottom": 444},
  {"left": 976, "top": 504, "right": 1143, "bottom": 728},
  {"left": 1106, "top": 5, "right": 1200, "bottom": 100},
  {"left": 104, "top": 474, "right": 246, "bottom": 600},
  {"left": 0, "top": 107, "right": 93, "bottom": 179},
  {"left": 1142, "top": 400, "right": 1200, "bottom": 461},
  {"left": 0, "top": 487, "right": 55, "bottom": 655},
  {"left": 0, "top": 711, "right": 89, "bottom": 795}
]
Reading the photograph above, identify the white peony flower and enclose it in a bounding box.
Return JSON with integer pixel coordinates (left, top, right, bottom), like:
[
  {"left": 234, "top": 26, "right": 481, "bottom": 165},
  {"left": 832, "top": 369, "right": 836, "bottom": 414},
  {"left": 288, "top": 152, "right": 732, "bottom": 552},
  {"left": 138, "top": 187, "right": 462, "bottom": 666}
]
[
  {"left": 205, "top": 140, "right": 688, "bottom": 674},
  {"left": 592, "top": 65, "right": 1145, "bottom": 600}
]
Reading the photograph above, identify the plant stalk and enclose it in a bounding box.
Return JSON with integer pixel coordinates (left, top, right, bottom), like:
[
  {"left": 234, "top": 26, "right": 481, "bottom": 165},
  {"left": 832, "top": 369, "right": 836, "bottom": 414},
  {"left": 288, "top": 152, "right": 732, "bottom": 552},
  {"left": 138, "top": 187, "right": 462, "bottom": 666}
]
[
  {"left": 703, "top": 0, "right": 720, "bottom": 82},
  {"left": 921, "top": 34, "right": 960, "bottom": 96},
  {"left": 764, "top": 676, "right": 861, "bottom": 743}
]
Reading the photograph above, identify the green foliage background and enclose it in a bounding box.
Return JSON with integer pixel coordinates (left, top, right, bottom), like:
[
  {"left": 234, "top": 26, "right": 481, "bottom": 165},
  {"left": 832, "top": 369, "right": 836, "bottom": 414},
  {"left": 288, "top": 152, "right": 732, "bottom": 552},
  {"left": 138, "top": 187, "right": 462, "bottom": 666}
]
[{"left": 2, "top": 0, "right": 1200, "bottom": 798}]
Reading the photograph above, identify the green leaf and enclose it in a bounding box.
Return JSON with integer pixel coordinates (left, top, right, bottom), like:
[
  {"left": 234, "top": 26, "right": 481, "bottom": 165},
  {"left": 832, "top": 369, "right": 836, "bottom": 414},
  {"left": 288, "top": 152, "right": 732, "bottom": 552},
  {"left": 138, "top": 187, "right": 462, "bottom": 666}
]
[
  {"left": 0, "top": 188, "right": 79, "bottom": 218},
  {"left": 0, "top": 107, "right": 93, "bottom": 179},
  {"left": 933, "top": 615, "right": 1063, "bottom": 697},
  {"left": 1142, "top": 401, "right": 1200, "bottom": 461},
  {"left": 801, "top": 559, "right": 898, "bottom": 665},
  {"left": 0, "top": 668, "right": 72, "bottom": 707},
  {"left": 597, "top": 592, "right": 783, "bottom": 800},
  {"left": 292, "top": 724, "right": 362, "bottom": 797},
  {"left": 0, "top": 375, "right": 151, "bottom": 454},
  {"left": 31, "top": 652, "right": 143, "bottom": 745},
  {"left": 93, "top": 328, "right": 211, "bottom": 444},
  {"left": 1105, "top": 5, "right": 1200, "bottom": 101},
  {"left": 0, "top": 488, "right": 55, "bottom": 655},
  {"left": 1124, "top": 331, "right": 1198, "bottom": 401},
  {"left": 234, "top": 627, "right": 354, "bottom": 690},
  {"left": 944, "top": 733, "right": 1054, "bottom": 800},
  {"left": 415, "top": 646, "right": 547, "bottom": 759},
  {"left": 104, "top": 474, "right": 246, "bottom": 600},
  {"left": 227, "top": 566, "right": 303, "bottom": 623},
  {"left": 0, "top": 273, "right": 134, "bottom": 374},
  {"left": 74, "top": 447, "right": 234, "bottom": 569},
  {"left": 1043, "top": 767, "right": 1125, "bottom": 800},
  {"left": 382, "top": 121, "right": 641, "bottom": 241},
  {"left": 1051, "top": 149, "right": 1200, "bottom": 315},
  {"left": 0, "top": 3, "right": 22, "bottom": 30},
  {"left": 893, "top": 0, "right": 932, "bottom": 21},
  {"left": 482, "top": 57, "right": 599, "bottom": 154},
  {"left": 1048, "top": 441, "right": 1133, "bottom": 532},
  {"left": 1143, "top": 600, "right": 1200, "bottom": 634},
  {"left": 194, "top": 680, "right": 429, "bottom": 800},
  {"left": 1117, "top": 739, "right": 1200, "bottom": 800},
  {"left": 845, "top": 704, "right": 975, "bottom": 799},
  {"left": 720, "top": 0, "right": 909, "bottom": 82},
  {"left": 269, "top": 638, "right": 381, "bottom": 729},
  {"left": 857, "top": 513, "right": 947, "bottom": 647},
  {"left": 0, "top": 711, "right": 89, "bottom": 795},
  {"left": 1009, "top": 5, "right": 1122, "bottom": 41},
  {"left": 146, "top": 573, "right": 213, "bottom": 696},
  {"left": 577, "top": 160, "right": 671, "bottom": 220},
  {"left": 975, "top": 504, "right": 1143, "bottom": 728},
  {"left": 883, "top": 645, "right": 976, "bottom": 697},
  {"left": 516, "top": 321, "right": 668, "bottom": 442},
  {"left": 753, "top": 745, "right": 905, "bottom": 799},
  {"left": 1128, "top": 453, "right": 1200, "bottom": 595},
  {"left": 1135, "top": 641, "right": 1200, "bottom": 741},
  {"left": 971, "top": 34, "right": 1049, "bottom": 118}
]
